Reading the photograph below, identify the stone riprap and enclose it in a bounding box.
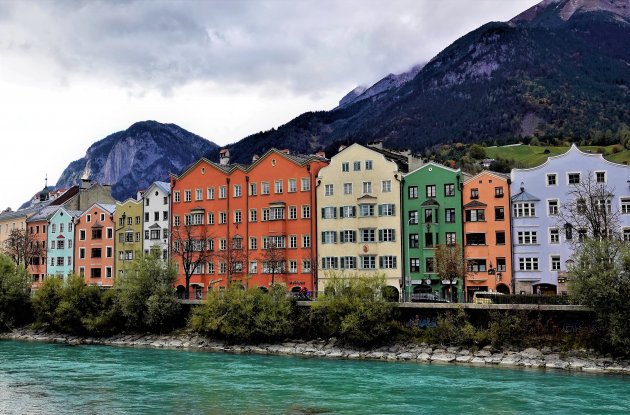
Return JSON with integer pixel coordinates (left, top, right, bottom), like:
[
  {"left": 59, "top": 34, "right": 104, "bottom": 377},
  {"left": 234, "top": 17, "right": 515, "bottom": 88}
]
[{"left": 1, "top": 328, "right": 628, "bottom": 375}]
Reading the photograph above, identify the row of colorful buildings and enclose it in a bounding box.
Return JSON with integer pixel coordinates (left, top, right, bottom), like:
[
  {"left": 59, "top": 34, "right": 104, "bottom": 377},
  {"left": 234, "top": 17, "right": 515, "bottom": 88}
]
[{"left": 2, "top": 143, "right": 628, "bottom": 301}]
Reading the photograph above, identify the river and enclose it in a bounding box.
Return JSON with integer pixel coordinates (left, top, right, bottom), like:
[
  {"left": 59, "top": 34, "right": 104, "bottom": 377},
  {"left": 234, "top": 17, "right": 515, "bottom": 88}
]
[{"left": 0, "top": 340, "right": 628, "bottom": 414}]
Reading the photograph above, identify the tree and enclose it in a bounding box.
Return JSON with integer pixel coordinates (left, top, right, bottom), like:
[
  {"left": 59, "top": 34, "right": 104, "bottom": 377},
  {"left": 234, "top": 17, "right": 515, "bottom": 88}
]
[
  {"left": 0, "top": 254, "right": 31, "bottom": 331},
  {"left": 1, "top": 228, "right": 44, "bottom": 271},
  {"left": 260, "top": 239, "right": 286, "bottom": 286},
  {"left": 215, "top": 235, "right": 248, "bottom": 287},
  {"left": 116, "top": 253, "right": 180, "bottom": 332},
  {"left": 556, "top": 172, "right": 619, "bottom": 240},
  {"left": 435, "top": 243, "right": 465, "bottom": 302},
  {"left": 568, "top": 238, "right": 630, "bottom": 356},
  {"left": 170, "top": 220, "right": 212, "bottom": 299}
]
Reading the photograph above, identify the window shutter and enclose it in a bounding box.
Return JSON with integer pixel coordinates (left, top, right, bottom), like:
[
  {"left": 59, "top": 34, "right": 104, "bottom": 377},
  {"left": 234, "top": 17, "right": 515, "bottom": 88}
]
[
  {"left": 352, "top": 206, "right": 356, "bottom": 217},
  {"left": 379, "top": 256, "right": 384, "bottom": 268},
  {"left": 321, "top": 208, "right": 325, "bottom": 218}
]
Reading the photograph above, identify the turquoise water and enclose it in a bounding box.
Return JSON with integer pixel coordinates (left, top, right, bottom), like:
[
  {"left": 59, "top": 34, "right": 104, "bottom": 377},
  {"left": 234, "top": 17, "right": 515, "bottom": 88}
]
[{"left": 0, "top": 341, "right": 628, "bottom": 414}]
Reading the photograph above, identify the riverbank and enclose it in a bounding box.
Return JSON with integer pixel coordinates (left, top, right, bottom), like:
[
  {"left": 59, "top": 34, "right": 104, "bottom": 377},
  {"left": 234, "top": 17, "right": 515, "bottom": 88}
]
[{"left": 2, "top": 327, "right": 628, "bottom": 375}]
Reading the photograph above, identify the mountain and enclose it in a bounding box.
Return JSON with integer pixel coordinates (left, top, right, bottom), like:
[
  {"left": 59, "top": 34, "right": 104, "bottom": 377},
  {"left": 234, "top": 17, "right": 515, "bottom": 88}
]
[
  {"left": 218, "top": 0, "right": 630, "bottom": 163},
  {"left": 56, "top": 121, "right": 219, "bottom": 201}
]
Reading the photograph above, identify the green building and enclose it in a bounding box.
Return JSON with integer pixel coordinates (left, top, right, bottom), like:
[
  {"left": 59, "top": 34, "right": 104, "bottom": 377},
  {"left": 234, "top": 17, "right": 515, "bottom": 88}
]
[
  {"left": 402, "top": 163, "right": 466, "bottom": 302},
  {"left": 114, "top": 198, "right": 144, "bottom": 278}
]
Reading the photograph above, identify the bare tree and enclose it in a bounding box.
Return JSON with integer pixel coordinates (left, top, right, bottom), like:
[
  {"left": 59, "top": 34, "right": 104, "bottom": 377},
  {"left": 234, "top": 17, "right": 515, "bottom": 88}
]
[
  {"left": 435, "top": 243, "right": 465, "bottom": 302},
  {"left": 215, "top": 235, "right": 248, "bottom": 287},
  {"left": 260, "top": 238, "right": 286, "bottom": 286},
  {"left": 170, "top": 221, "right": 212, "bottom": 299},
  {"left": 1, "top": 228, "right": 44, "bottom": 271},
  {"left": 557, "top": 172, "right": 620, "bottom": 241}
]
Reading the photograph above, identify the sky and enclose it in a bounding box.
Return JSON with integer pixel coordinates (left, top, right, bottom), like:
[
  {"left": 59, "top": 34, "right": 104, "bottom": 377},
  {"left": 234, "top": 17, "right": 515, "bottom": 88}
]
[{"left": 0, "top": 0, "right": 540, "bottom": 210}]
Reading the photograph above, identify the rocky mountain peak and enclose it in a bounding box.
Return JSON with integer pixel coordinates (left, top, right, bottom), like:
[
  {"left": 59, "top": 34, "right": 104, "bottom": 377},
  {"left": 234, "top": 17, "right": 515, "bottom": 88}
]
[{"left": 511, "top": 0, "right": 629, "bottom": 25}]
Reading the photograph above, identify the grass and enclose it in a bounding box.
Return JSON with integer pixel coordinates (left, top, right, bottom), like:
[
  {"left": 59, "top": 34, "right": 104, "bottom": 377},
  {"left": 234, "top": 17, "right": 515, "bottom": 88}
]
[{"left": 485, "top": 144, "right": 630, "bottom": 168}]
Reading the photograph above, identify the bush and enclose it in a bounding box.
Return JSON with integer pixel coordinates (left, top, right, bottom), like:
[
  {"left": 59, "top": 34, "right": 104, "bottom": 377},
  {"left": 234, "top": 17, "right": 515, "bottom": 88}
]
[
  {"left": 423, "top": 308, "right": 477, "bottom": 347},
  {"left": 53, "top": 275, "right": 103, "bottom": 335},
  {"left": 190, "top": 285, "right": 294, "bottom": 343},
  {"left": 310, "top": 273, "right": 394, "bottom": 347},
  {"left": 32, "top": 277, "right": 64, "bottom": 328},
  {"left": 0, "top": 254, "right": 31, "bottom": 331}
]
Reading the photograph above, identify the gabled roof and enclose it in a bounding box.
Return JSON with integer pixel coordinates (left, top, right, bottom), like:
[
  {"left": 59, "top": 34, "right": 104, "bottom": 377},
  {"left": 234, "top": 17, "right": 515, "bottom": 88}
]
[
  {"left": 26, "top": 206, "right": 60, "bottom": 222},
  {"left": 464, "top": 170, "right": 510, "bottom": 185},
  {"left": 357, "top": 194, "right": 378, "bottom": 201},
  {"left": 511, "top": 190, "right": 540, "bottom": 202},
  {"left": 154, "top": 181, "right": 170, "bottom": 195},
  {"left": 463, "top": 200, "right": 487, "bottom": 208},
  {"left": 512, "top": 144, "right": 630, "bottom": 174},
  {"left": 81, "top": 203, "right": 116, "bottom": 217},
  {"left": 148, "top": 223, "right": 162, "bottom": 229},
  {"left": 0, "top": 205, "right": 44, "bottom": 222},
  {"left": 405, "top": 161, "right": 462, "bottom": 177},
  {"left": 421, "top": 198, "right": 440, "bottom": 207}
]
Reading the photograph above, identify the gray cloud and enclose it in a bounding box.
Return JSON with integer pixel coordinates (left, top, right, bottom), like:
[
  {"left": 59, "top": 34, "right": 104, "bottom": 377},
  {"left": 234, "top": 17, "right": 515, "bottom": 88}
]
[{"left": 0, "top": 0, "right": 539, "bottom": 95}]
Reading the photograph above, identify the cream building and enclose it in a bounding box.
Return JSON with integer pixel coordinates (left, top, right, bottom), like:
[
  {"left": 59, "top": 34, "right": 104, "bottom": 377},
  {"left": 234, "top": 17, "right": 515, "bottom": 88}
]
[{"left": 316, "top": 143, "right": 415, "bottom": 299}]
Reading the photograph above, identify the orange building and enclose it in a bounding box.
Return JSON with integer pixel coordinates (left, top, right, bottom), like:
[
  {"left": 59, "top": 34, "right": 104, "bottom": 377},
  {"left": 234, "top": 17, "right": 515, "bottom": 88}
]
[
  {"left": 74, "top": 203, "right": 116, "bottom": 287},
  {"left": 25, "top": 206, "right": 57, "bottom": 287},
  {"left": 462, "top": 171, "right": 512, "bottom": 300},
  {"left": 170, "top": 149, "right": 327, "bottom": 299}
]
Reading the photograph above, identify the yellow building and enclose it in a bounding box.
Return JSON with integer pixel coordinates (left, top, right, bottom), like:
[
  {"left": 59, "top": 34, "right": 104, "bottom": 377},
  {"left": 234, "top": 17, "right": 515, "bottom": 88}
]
[
  {"left": 114, "top": 198, "right": 143, "bottom": 278},
  {"left": 316, "top": 143, "right": 413, "bottom": 298}
]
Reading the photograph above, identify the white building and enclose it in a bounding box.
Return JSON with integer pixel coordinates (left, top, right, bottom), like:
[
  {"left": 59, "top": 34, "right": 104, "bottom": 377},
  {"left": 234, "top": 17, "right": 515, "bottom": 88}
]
[{"left": 142, "top": 181, "right": 171, "bottom": 260}]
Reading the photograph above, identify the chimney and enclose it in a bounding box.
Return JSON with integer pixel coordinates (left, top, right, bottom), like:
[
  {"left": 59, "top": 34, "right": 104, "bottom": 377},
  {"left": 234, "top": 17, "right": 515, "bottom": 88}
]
[
  {"left": 252, "top": 154, "right": 259, "bottom": 162},
  {"left": 408, "top": 153, "right": 424, "bottom": 171},
  {"left": 80, "top": 178, "right": 92, "bottom": 190},
  {"left": 219, "top": 149, "right": 230, "bottom": 166}
]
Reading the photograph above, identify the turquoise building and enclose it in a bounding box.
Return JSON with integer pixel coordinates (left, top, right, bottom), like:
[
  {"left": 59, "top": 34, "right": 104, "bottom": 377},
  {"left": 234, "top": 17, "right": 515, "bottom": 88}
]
[{"left": 47, "top": 207, "right": 82, "bottom": 278}]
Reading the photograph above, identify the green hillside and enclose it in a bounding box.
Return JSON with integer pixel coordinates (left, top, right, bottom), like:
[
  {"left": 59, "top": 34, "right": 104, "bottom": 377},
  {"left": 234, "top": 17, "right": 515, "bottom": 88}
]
[{"left": 485, "top": 144, "right": 630, "bottom": 168}]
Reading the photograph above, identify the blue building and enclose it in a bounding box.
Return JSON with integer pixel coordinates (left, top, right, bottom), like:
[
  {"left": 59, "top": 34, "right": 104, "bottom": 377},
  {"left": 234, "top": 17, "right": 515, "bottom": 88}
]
[{"left": 47, "top": 207, "right": 82, "bottom": 278}]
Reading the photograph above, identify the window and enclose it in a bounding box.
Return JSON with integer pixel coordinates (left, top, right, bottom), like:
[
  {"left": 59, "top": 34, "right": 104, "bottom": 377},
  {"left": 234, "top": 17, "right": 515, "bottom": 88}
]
[
  {"left": 234, "top": 185, "right": 242, "bottom": 197},
  {"left": 322, "top": 231, "right": 337, "bottom": 244},
  {"left": 342, "top": 162, "right": 349, "bottom": 172},
  {"left": 341, "top": 206, "right": 356, "bottom": 218},
  {"left": 56, "top": 257, "right": 64, "bottom": 266},
  {"left": 409, "top": 211, "right": 418, "bottom": 225},
  {"left": 623, "top": 229, "right": 630, "bottom": 242},
  {"left": 470, "top": 188, "right": 479, "bottom": 199},
  {"left": 519, "top": 257, "right": 539, "bottom": 271},
  {"left": 322, "top": 207, "right": 336, "bottom": 219},
  {"left": 621, "top": 198, "right": 630, "bottom": 214},
  {"left": 547, "top": 174, "right": 557, "bottom": 186},
  {"left": 379, "top": 229, "right": 395, "bottom": 242},
  {"left": 174, "top": 191, "right": 180, "bottom": 202},
  {"left": 249, "top": 261, "right": 258, "bottom": 274},
  {"left": 232, "top": 237, "right": 243, "bottom": 250},
  {"left": 208, "top": 212, "right": 214, "bottom": 225},
  {"left": 261, "top": 182, "right": 270, "bottom": 195},
  {"left": 90, "top": 268, "right": 101, "bottom": 278},
  {"left": 568, "top": 173, "right": 580, "bottom": 185},
  {"left": 192, "top": 213, "right": 204, "bottom": 225},
  {"left": 92, "top": 229, "right": 102, "bottom": 239},
  {"left": 219, "top": 186, "right": 227, "bottom": 199},
  {"left": 548, "top": 200, "right": 559, "bottom": 215},
  {"left": 426, "top": 185, "right": 436, "bottom": 198},
  {"left": 495, "top": 187, "right": 504, "bottom": 198},
  {"left": 410, "top": 258, "right": 420, "bottom": 273},
  {"left": 302, "top": 205, "right": 311, "bottom": 219},
  {"left": 445, "top": 208, "right": 456, "bottom": 223},
  {"left": 289, "top": 235, "right": 297, "bottom": 248},
  {"left": 59, "top": 223, "right": 64, "bottom": 233},
  {"left": 425, "top": 257, "right": 435, "bottom": 273},
  {"left": 288, "top": 260, "right": 298, "bottom": 273},
  {"left": 578, "top": 229, "right": 587, "bottom": 242},
  {"left": 249, "top": 183, "right": 257, "bottom": 196},
  {"left": 250, "top": 209, "right": 257, "bottom": 222},
  {"left": 196, "top": 188, "right": 202, "bottom": 201},
  {"left": 163, "top": 197, "right": 168, "bottom": 205},
  {"left": 445, "top": 232, "right": 456, "bottom": 246},
  {"left": 91, "top": 248, "right": 102, "bottom": 258},
  {"left": 262, "top": 208, "right": 270, "bottom": 221},
  {"left": 381, "top": 180, "right": 391, "bottom": 193},
  {"left": 68, "top": 240, "right": 72, "bottom": 249},
  {"left": 288, "top": 179, "right": 297, "bottom": 193},
  {"left": 340, "top": 230, "right": 356, "bottom": 243},
  {"left": 302, "top": 234, "right": 311, "bottom": 248},
  {"left": 595, "top": 198, "right": 611, "bottom": 214},
  {"left": 424, "top": 208, "right": 433, "bottom": 223},
  {"left": 325, "top": 184, "right": 334, "bottom": 196},
  {"left": 184, "top": 190, "right": 191, "bottom": 202},
  {"left": 513, "top": 202, "right": 536, "bottom": 217},
  {"left": 219, "top": 212, "right": 227, "bottom": 224},
  {"left": 595, "top": 171, "right": 606, "bottom": 183},
  {"left": 353, "top": 161, "right": 361, "bottom": 171},
  {"left": 565, "top": 224, "right": 573, "bottom": 240},
  {"left": 234, "top": 210, "right": 242, "bottom": 223},
  {"left": 379, "top": 256, "right": 397, "bottom": 269},
  {"left": 379, "top": 204, "right": 395, "bottom": 216},
  {"left": 51, "top": 224, "right": 56, "bottom": 233},
  {"left": 51, "top": 240, "right": 56, "bottom": 249},
  {"left": 409, "top": 234, "right": 419, "bottom": 248},
  {"left": 408, "top": 186, "right": 418, "bottom": 199},
  {"left": 360, "top": 229, "right": 376, "bottom": 242},
  {"left": 57, "top": 240, "right": 65, "bottom": 250},
  {"left": 274, "top": 180, "right": 283, "bottom": 194},
  {"left": 301, "top": 178, "right": 310, "bottom": 191},
  {"left": 270, "top": 207, "right": 284, "bottom": 220},
  {"left": 343, "top": 183, "right": 353, "bottom": 195},
  {"left": 466, "top": 233, "right": 486, "bottom": 245},
  {"left": 86, "top": 214, "right": 91, "bottom": 223},
  {"left": 550, "top": 228, "right": 560, "bottom": 244},
  {"left": 467, "top": 259, "right": 487, "bottom": 272},
  {"left": 425, "top": 232, "right": 434, "bottom": 247},
  {"left": 551, "top": 255, "right": 561, "bottom": 271},
  {"left": 250, "top": 237, "right": 257, "bottom": 250},
  {"left": 219, "top": 239, "right": 227, "bottom": 250},
  {"left": 496, "top": 231, "right": 506, "bottom": 245},
  {"left": 207, "top": 187, "right": 214, "bottom": 199},
  {"left": 365, "top": 160, "right": 373, "bottom": 170},
  {"left": 302, "top": 260, "right": 312, "bottom": 273},
  {"left": 79, "top": 248, "right": 86, "bottom": 259},
  {"left": 360, "top": 255, "right": 376, "bottom": 269},
  {"left": 465, "top": 209, "right": 485, "bottom": 222},
  {"left": 517, "top": 231, "right": 538, "bottom": 244},
  {"left": 340, "top": 256, "right": 356, "bottom": 269},
  {"left": 497, "top": 258, "right": 506, "bottom": 272},
  {"left": 359, "top": 204, "right": 375, "bottom": 217},
  {"left": 322, "top": 257, "right": 338, "bottom": 269},
  {"left": 362, "top": 181, "right": 372, "bottom": 194},
  {"left": 444, "top": 184, "right": 455, "bottom": 197}
]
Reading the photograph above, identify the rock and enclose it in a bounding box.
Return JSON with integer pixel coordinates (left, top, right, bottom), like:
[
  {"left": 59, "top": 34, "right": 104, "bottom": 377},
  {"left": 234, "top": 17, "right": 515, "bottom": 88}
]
[
  {"left": 416, "top": 353, "right": 432, "bottom": 362},
  {"left": 499, "top": 355, "right": 521, "bottom": 366},
  {"left": 347, "top": 353, "right": 361, "bottom": 359},
  {"left": 521, "top": 348, "right": 542, "bottom": 359},
  {"left": 432, "top": 353, "right": 456, "bottom": 363},
  {"left": 475, "top": 350, "right": 492, "bottom": 358},
  {"left": 546, "top": 360, "right": 570, "bottom": 370},
  {"left": 485, "top": 354, "right": 504, "bottom": 364},
  {"left": 456, "top": 355, "right": 473, "bottom": 363},
  {"left": 397, "top": 352, "right": 415, "bottom": 361},
  {"left": 470, "top": 357, "right": 486, "bottom": 365}
]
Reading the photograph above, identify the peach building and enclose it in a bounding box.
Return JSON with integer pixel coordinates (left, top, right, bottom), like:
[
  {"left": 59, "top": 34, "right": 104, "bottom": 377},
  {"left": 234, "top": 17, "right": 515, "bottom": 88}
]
[{"left": 74, "top": 203, "right": 116, "bottom": 287}]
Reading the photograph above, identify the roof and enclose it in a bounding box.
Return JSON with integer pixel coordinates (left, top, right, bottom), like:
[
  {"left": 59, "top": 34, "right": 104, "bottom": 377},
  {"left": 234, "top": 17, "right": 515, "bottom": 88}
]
[
  {"left": 154, "top": 181, "right": 170, "bottom": 195},
  {"left": 0, "top": 205, "right": 44, "bottom": 222},
  {"left": 405, "top": 161, "right": 462, "bottom": 177},
  {"left": 511, "top": 190, "right": 540, "bottom": 202},
  {"left": 421, "top": 198, "right": 440, "bottom": 207},
  {"left": 365, "top": 145, "right": 410, "bottom": 173},
  {"left": 26, "top": 206, "right": 60, "bottom": 222},
  {"left": 81, "top": 203, "right": 116, "bottom": 216},
  {"left": 463, "top": 200, "right": 487, "bottom": 208},
  {"left": 463, "top": 170, "right": 510, "bottom": 185}
]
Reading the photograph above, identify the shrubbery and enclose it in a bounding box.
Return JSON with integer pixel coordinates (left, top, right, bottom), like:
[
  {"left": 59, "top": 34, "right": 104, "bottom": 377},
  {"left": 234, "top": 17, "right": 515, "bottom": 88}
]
[
  {"left": 0, "top": 254, "right": 31, "bottom": 331},
  {"left": 190, "top": 285, "right": 294, "bottom": 343}
]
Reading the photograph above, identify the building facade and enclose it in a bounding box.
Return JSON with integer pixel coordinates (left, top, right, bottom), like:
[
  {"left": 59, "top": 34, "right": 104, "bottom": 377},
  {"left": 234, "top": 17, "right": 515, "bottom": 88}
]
[
  {"left": 142, "top": 181, "right": 171, "bottom": 260},
  {"left": 25, "top": 206, "right": 58, "bottom": 285},
  {"left": 316, "top": 143, "right": 404, "bottom": 297},
  {"left": 462, "top": 171, "right": 512, "bottom": 300},
  {"left": 74, "top": 203, "right": 116, "bottom": 287},
  {"left": 114, "top": 198, "right": 144, "bottom": 278},
  {"left": 170, "top": 149, "right": 327, "bottom": 299},
  {"left": 403, "top": 163, "right": 465, "bottom": 302},
  {"left": 46, "top": 207, "right": 81, "bottom": 280},
  {"left": 511, "top": 145, "right": 630, "bottom": 295}
]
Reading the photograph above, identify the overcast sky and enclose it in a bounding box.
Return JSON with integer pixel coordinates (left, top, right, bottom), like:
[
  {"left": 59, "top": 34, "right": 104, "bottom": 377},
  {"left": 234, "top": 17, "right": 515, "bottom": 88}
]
[{"left": 0, "top": 0, "right": 539, "bottom": 210}]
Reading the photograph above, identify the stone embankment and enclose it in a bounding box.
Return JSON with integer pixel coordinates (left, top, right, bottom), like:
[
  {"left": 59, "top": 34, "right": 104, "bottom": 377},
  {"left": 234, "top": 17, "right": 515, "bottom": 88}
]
[{"left": 2, "top": 328, "right": 628, "bottom": 375}]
